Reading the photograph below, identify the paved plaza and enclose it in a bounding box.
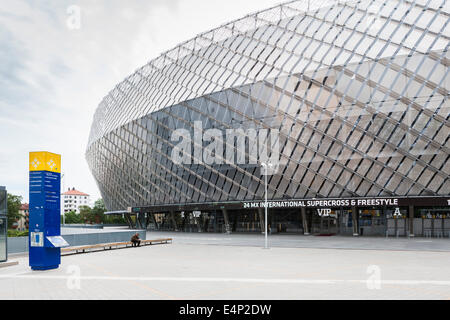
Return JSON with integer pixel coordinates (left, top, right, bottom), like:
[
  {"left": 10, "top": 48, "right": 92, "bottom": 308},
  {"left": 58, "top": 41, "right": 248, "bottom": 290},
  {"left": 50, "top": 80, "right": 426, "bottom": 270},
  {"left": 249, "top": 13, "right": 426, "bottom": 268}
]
[
  {"left": 1, "top": 232, "right": 450, "bottom": 300},
  {"left": 145, "top": 231, "right": 450, "bottom": 252}
]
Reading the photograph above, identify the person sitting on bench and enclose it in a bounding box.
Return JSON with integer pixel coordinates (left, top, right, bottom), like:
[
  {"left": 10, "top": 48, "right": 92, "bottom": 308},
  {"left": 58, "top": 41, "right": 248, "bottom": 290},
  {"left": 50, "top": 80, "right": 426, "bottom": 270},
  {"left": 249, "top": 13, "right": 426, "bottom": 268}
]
[{"left": 131, "top": 233, "right": 141, "bottom": 247}]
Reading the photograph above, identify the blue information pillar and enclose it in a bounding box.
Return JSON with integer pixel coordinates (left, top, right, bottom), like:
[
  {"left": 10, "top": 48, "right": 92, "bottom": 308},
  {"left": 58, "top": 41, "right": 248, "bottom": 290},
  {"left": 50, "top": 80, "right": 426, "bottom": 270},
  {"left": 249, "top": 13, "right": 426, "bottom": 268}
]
[{"left": 29, "top": 152, "right": 68, "bottom": 271}]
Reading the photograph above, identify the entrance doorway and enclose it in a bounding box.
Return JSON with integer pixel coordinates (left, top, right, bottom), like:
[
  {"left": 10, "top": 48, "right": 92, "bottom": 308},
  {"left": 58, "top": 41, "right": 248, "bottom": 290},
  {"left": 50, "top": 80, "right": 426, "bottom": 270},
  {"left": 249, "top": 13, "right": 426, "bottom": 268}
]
[
  {"left": 359, "top": 208, "right": 387, "bottom": 236},
  {"left": 232, "top": 210, "right": 261, "bottom": 233},
  {"left": 386, "top": 207, "right": 408, "bottom": 237},
  {"left": 310, "top": 209, "right": 338, "bottom": 235},
  {"left": 337, "top": 208, "right": 353, "bottom": 235},
  {"left": 271, "top": 209, "right": 303, "bottom": 234}
]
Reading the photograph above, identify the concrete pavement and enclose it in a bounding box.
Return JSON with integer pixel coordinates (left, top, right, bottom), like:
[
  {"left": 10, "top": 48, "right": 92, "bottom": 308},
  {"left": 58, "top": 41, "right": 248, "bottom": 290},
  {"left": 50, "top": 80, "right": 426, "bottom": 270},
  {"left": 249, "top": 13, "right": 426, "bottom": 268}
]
[
  {"left": 0, "top": 236, "right": 449, "bottom": 300},
  {"left": 145, "top": 231, "right": 450, "bottom": 252}
]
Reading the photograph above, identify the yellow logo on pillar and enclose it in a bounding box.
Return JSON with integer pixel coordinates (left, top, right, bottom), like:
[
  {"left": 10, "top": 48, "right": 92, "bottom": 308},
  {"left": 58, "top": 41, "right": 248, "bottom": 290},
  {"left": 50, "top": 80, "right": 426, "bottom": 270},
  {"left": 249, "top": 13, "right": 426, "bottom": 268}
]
[{"left": 29, "top": 152, "right": 61, "bottom": 173}]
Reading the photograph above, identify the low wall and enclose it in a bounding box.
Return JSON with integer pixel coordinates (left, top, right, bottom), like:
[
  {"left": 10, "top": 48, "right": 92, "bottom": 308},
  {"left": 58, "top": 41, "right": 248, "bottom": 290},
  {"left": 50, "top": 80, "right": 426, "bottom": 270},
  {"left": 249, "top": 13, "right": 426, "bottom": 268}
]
[
  {"left": 61, "top": 224, "right": 128, "bottom": 229},
  {"left": 61, "top": 224, "right": 104, "bottom": 229},
  {"left": 8, "top": 230, "right": 146, "bottom": 254},
  {"left": 8, "top": 237, "right": 28, "bottom": 255}
]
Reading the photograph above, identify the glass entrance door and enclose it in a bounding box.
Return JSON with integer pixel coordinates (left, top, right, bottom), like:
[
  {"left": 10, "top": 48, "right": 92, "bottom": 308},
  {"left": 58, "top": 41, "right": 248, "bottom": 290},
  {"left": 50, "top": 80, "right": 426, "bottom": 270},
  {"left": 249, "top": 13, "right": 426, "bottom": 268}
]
[
  {"left": 337, "top": 209, "right": 353, "bottom": 235},
  {"left": 271, "top": 209, "right": 303, "bottom": 234},
  {"left": 0, "top": 217, "right": 6, "bottom": 262},
  {"left": 359, "top": 208, "right": 387, "bottom": 236},
  {"left": 386, "top": 208, "right": 408, "bottom": 236},
  {"left": 311, "top": 209, "right": 338, "bottom": 235},
  {"left": 234, "top": 211, "right": 261, "bottom": 233},
  {"left": 0, "top": 187, "right": 6, "bottom": 262}
]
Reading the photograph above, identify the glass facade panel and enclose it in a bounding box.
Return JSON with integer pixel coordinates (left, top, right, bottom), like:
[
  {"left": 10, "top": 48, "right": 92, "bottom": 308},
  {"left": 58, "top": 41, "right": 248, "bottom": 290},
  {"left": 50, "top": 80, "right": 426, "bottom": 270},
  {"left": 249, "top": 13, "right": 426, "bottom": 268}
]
[{"left": 86, "top": 0, "right": 449, "bottom": 212}]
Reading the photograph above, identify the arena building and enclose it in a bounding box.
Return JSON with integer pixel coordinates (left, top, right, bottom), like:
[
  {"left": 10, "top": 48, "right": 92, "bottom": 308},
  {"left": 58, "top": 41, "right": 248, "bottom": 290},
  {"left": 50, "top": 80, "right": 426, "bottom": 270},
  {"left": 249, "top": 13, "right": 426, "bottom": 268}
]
[{"left": 86, "top": 0, "right": 449, "bottom": 237}]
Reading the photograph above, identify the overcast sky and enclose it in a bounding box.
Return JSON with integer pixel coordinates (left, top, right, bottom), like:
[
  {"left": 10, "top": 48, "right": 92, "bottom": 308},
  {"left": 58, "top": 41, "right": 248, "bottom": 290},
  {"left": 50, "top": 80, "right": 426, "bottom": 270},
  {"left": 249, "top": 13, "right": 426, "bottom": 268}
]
[{"left": 0, "top": 0, "right": 284, "bottom": 203}]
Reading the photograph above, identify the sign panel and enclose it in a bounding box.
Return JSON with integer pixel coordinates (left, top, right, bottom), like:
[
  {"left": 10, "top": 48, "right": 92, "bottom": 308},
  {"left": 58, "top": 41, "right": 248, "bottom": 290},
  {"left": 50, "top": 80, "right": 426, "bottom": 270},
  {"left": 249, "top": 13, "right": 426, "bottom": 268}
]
[
  {"left": 29, "top": 151, "right": 65, "bottom": 271},
  {"left": 46, "top": 236, "right": 70, "bottom": 248},
  {"left": 243, "top": 198, "right": 401, "bottom": 209},
  {"left": 193, "top": 211, "right": 202, "bottom": 218},
  {"left": 29, "top": 151, "right": 61, "bottom": 173},
  {"left": 317, "top": 209, "right": 336, "bottom": 217},
  {"left": 30, "top": 232, "right": 44, "bottom": 247},
  {"left": 132, "top": 196, "right": 449, "bottom": 214}
]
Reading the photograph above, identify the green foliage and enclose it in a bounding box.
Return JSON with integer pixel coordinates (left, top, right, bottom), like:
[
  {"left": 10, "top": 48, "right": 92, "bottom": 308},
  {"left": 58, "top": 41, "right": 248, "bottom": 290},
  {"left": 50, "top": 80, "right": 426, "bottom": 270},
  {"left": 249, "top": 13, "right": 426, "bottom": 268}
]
[
  {"left": 91, "top": 199, "right": 106, "bottom": 224},
  {"left": 61, "top": 199, "right": 126, "bottom": 225},
  {"left": 93, "top": 199, "right": 106, "bottom": 212},
  {"left": 7, "top": 193, "right": 23, "bottom": 228},
  {"left": 8, "top": 229, "right": 28, "bottom": 237},
  {"left": 79, "top": 205, "right": 94, "bottom": 224},
  {"left": 63, "top": 211, "right": 82, "bottom": 224},
  {"left": 103, "top": 214, "right": 127, "bottom": 225},
  {"left": 92, "top": 198, "right": 126, "bottom": 225}
]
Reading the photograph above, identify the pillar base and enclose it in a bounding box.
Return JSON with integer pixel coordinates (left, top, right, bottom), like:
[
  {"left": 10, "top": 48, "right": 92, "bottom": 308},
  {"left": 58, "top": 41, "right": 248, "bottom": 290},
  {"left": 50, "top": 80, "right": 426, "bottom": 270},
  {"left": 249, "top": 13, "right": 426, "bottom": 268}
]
[
  {"left": 31, "top": 265, "right": 59, "bottom": 271},
  {"left": 353, "top": 233, "right": 359, "bottom": 237},
  {"left": 304, "top": 233, "right": 311, "bottom": 236}
]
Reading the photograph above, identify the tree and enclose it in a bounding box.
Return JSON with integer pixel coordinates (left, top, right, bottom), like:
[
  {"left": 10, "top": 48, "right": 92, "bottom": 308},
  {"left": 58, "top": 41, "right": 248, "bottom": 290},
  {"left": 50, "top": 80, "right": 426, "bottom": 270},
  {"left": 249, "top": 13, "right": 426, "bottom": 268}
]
[
  {"left": 104, "top": 214, "right": 127, "bottom": 225},
  {"left": 91, "top": 199, "right": 106, "bottom": 224},
  {"left": 94, "top": 199, "right": 127, "bottom": 225},
  {"left": 79, "top": 206, "right": 93, "bottom": 224},
  {"left": 7, "top": 194, "right": 22, "bottom": 229},
  {"left": 64, "top": 211, "right": 82, "bottom": 224}
]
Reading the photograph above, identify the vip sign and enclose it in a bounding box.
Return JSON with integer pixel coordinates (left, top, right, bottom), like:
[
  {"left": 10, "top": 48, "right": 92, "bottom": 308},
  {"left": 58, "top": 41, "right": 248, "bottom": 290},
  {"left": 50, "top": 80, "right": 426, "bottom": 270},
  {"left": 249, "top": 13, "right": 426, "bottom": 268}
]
[
  {"left": 193, "top": 211, "right": 202, "bottom": 218},
  {"left": 317, "top": 209, "right": 333, "bottom": 217}
]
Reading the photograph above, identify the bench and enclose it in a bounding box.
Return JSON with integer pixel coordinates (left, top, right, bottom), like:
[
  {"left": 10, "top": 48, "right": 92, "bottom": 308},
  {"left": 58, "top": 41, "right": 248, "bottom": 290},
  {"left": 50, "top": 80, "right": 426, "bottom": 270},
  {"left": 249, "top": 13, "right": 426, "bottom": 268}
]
[{"left": 61, "top": 238, "right": 172, "bottom": 256}]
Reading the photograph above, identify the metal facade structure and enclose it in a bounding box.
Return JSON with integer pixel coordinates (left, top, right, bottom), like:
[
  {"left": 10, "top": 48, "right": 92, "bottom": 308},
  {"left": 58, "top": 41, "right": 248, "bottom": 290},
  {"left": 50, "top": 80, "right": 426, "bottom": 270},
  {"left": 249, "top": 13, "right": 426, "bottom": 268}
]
[{"left": 86, "top": 0, "right": 449, "bottom": 213}]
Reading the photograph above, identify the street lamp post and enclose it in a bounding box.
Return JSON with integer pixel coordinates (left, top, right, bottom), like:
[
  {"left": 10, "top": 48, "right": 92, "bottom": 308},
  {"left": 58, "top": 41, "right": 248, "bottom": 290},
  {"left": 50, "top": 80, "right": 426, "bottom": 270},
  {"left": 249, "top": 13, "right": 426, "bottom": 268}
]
[
  {"left": 61, "top": 173, "right": 65, "bottom": 226},
  {"left": 261, "top": 162, "right": 274, "bottom": 250}
]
